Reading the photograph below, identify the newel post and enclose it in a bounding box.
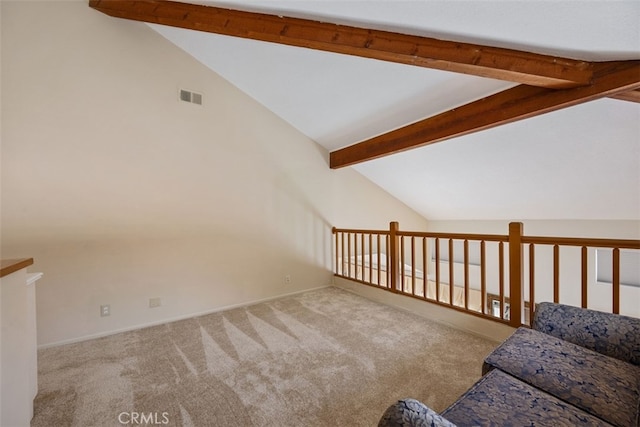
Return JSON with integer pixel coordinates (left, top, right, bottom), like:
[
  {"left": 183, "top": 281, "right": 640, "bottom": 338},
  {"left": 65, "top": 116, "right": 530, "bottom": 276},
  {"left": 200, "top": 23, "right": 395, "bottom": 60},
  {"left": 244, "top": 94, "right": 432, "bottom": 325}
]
[
  {"left": 389, "top": 221, "right": 400, "bottom": 293},
  {"left": 508, "top": 222, "right": 524, "bottom": 327}
]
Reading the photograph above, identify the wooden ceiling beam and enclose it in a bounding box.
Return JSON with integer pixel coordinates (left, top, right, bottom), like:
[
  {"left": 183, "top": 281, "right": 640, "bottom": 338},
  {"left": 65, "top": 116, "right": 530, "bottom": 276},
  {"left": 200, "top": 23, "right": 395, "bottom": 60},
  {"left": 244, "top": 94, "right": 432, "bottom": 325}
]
[
  {"left": 609, "top": 89, "right": 640, "bottom": 104},
  {"left": 330, "top": 61, "right": 640, "bottom": 168},
  {"left": 89, "top": 0, "right": 593, "bottom": 89}
]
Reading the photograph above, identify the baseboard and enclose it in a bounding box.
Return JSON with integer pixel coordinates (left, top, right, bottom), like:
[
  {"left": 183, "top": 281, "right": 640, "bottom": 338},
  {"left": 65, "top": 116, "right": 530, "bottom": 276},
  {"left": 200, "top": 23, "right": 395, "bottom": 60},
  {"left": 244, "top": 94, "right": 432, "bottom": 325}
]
[{"left": 38, "top": 285, "right": 331, "bottom": 349}]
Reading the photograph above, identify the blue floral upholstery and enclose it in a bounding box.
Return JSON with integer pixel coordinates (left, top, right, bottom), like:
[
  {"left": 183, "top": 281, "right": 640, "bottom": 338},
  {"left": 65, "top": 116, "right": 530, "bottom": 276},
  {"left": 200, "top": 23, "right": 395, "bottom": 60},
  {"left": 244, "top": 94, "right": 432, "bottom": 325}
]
[
  {"left": 532, "top": 302, "right": 640, "bottom": 366},
  {"left": 378, "top": 303, "right": 639, "bottom": 427},
  {"left": 378, "top": 399, "right": 457, "bottom": 427},
  {"left": 378, "top": 370, "right": 615, "bottom": 426},
  {"left": 483, "top": 327, "right": 640, "bottom": 427},
  {"left": 441, "top": 369, "right": 613, "bottom": 427}
]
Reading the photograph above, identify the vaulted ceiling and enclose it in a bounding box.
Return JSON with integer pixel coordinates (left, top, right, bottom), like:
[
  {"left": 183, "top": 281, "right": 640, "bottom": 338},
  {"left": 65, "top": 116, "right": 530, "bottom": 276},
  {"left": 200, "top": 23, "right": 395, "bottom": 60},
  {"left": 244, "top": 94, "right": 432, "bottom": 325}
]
[{"left": 90, "top": 0, "right": 640, "bottom": 221}]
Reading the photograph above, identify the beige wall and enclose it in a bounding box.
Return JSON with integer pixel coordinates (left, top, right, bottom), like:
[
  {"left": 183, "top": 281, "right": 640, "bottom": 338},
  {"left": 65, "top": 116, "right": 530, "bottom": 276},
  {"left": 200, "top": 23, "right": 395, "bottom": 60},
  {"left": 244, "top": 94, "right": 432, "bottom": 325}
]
[{"left": 1, "top": 1, "right": 428, "bottom": 347}]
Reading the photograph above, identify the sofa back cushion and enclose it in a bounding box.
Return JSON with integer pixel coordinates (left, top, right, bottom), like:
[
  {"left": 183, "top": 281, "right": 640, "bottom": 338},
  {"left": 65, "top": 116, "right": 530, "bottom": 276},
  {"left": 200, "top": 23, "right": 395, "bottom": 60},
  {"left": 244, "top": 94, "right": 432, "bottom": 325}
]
[{"left": 532, "top": 302, "right": 640, "bottom": 366}]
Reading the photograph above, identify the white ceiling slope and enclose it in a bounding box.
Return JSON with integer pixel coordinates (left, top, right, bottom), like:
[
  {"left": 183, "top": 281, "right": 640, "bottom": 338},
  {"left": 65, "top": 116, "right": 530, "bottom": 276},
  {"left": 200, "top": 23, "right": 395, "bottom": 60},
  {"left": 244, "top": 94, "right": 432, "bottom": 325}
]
[{"left": 149, "top": 1, "right": 640, "bottom": 221}]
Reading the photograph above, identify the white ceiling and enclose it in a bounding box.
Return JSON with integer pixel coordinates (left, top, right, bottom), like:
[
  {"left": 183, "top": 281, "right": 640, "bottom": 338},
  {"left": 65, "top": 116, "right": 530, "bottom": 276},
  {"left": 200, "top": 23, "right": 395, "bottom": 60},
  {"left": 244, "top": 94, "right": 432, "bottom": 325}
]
[{"left": 149, "top": 1, "right": 640, "bottom": 220}]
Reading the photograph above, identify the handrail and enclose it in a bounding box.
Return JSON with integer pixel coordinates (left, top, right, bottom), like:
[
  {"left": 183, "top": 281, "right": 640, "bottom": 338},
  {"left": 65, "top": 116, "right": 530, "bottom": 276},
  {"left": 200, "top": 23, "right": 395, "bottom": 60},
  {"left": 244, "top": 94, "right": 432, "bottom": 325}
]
[
  {"left": 397, "top": 230, "right": 508, "bottom": 242},
  {"left": 332, "top": 222, "right": 640, "bottom": 327},
  {"left": 522, "top": 235, "right": 640, "bottom": 249},
  {"left": 332, "top": 227, "right": 390, "bottom": 235},
  {"left": 1, "top": 258, "right": 34, "bottom": 278}
]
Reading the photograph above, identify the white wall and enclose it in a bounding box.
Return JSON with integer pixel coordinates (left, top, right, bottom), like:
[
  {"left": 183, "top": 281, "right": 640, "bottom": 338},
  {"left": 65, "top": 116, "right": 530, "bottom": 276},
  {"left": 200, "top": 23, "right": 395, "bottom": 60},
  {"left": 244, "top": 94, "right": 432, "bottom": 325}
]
[
  {"left": 0, "top": 266, "right": 41, "bottom": 426},
  {"left": 0, "top": 1, "right": 428, "bottom": 347}
]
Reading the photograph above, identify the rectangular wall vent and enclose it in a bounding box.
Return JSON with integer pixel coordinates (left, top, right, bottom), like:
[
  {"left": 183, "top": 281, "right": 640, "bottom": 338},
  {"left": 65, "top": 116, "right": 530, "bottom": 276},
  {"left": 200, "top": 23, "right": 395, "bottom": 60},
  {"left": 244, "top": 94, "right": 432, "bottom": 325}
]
[{"left": 179, "top": 89, "right": 203, "bottom": 105}]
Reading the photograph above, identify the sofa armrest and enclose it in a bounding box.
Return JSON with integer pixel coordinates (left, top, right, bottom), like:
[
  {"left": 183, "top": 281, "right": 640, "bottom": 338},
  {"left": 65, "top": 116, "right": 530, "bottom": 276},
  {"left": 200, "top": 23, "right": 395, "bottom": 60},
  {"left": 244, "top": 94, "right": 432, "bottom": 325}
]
[
  {"left": 532, "top": 301, "right": 640, "bottom": 366},
  {"left": 378, "top": 399, "right": 457, "bottom": 427}
]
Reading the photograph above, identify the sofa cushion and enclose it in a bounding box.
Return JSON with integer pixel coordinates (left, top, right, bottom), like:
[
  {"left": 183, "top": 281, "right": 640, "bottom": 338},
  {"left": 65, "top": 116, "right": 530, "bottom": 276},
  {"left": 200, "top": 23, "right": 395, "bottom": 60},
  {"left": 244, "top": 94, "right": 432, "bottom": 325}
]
[
  {"left": 483, "top": 327, "right": 640, "bottom": 427},
  {"left": 441, "top": 369, "right": 613, "bottom": 426},
  {"left": 532, "top": 302, "right": 640, "bottom": 366},
  {"left": 378, "top": 398, "right": 457, "bottom": 427}
]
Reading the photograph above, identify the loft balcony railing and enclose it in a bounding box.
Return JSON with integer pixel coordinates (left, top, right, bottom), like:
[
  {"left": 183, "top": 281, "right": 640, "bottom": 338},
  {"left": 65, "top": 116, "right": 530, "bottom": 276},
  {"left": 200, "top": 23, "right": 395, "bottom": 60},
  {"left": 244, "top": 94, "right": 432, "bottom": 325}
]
[{"left": 332, "top": 222, "right": 640, "bottom": 327}]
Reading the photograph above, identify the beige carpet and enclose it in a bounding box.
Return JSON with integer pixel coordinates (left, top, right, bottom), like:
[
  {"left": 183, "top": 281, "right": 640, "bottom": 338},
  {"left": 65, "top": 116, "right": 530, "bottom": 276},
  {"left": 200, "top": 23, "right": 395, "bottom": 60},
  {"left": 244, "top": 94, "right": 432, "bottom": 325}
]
[{"left": 32, "top": 287, "right": 497, "bottom": 427}]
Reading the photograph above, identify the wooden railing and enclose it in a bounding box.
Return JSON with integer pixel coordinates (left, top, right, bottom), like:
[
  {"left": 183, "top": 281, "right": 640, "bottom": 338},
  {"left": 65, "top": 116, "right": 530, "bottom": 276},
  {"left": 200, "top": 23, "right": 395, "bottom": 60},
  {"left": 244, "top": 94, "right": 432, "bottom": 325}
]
[{"left": 333, "top": 222, "right": 640, "bottom": 327}]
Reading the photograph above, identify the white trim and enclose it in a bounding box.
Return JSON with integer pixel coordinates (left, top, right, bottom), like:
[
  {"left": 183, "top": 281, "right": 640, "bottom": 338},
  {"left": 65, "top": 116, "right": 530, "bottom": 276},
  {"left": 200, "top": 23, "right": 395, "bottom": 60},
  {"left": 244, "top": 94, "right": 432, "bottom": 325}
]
[
  {"left": 26, "top": 272, "right": 43, "bottom": 286},
  {"left": 38, "top": 285, "right": 330, "bottom": 349}
]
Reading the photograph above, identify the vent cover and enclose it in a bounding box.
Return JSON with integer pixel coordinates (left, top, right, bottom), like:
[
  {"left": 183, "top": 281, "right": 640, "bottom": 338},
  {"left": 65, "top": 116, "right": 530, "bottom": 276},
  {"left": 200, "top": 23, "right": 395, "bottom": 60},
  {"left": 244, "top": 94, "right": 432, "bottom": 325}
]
[{"left": 179, "top": 89, "right": 202, "bottom": 105}]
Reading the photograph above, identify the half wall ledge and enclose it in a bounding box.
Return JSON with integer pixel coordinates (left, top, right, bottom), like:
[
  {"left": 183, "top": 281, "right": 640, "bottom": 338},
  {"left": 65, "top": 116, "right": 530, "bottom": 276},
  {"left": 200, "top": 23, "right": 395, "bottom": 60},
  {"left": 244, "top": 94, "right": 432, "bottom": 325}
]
[{"left": 1, "top": 258, "right": 34, "bottom": 278}]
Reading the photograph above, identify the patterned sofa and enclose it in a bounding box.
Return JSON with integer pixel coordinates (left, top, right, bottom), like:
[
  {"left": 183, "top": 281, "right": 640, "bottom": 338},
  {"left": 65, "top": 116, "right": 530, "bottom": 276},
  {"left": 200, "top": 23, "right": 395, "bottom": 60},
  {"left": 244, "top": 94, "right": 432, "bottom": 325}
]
[{"left": 379, "top": 302, "right": 640, "bottom": 427}]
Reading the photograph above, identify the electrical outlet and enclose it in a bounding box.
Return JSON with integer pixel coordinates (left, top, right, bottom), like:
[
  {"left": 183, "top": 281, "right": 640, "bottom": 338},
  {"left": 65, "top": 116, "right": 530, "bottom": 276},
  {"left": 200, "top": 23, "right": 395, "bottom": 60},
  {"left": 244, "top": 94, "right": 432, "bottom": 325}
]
[
  {"left": 284, "top": 275, "right": 292, "bottom": 284},
  {"left": 100, "top": 304, "right": 110, "bottom": 317},
  {"left": 149, "top": 297, "right": 162, "bottom": 308}
]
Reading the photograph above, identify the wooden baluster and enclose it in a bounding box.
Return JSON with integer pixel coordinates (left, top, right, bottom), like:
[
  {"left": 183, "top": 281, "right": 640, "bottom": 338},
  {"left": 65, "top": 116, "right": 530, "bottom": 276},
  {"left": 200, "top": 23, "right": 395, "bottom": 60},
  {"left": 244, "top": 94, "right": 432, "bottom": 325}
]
[
  {"left": 369, "top": 234, "right": 373, "bottom": 284},
  {"left": 331, "top": 227, "right": 340, "bottom": 274},
  {"left": 352, "top": 233, "right": 356, "bottom": 279},
  {"left": 449, "top": 239, "right": 454, "bottom": 306},
  {"left": 387, "top": 235, "right": 391, "bottom": 288},
  {"left": 481, "top": 241, "right": 486, "bottom": 314},
  {"left": 464, "top": 239, "right": 469, "bottom": 310},
  {"left": 401, "top": 236, "right": 406, "bottom": 292},
  {"left": 360, "top": 233, "right": 364, "bottom": 283},
  {"left": 360, "top": 234, "right": 364, "bottom": 280},
  {"left": 389, "top": 222, "right": 399, "bottom": 293},
  {"left": 435, "top": 238, "right": 440, "bottom": 302},
  {"left": 581, "top": 246, "right": 588, "bottom": 309},
  {"left": 422, "top": 237, "right": 428, "bottom": 300},
  {"left": 354, "top": 233, "right": 359, "bottom": 280},
  {"left": 499, "top": 241, "right": 504, "bottom": 319},
  {"left": 377, "top": 234, "right": 381, "bottom": 286},
  {"left": 613, "top": 248, "right": 620, "bottom": 314},
  {"left": 529, "top": 244, "right": 535, "bottom": 321},
  {"left": 508, "top": 222, "right": 524, "bottom": 327},
  {"left": 341, "top": 232, "right": 346, "bottom": 276},
  {"left": 411, "top": 236, "right": 416, "bottom": 296},
  {"left": 553, "top": 244, "right": 560, "bottom": 303},
  {"left": 347, "top": 233, "right": 352, "bottom": 278}
]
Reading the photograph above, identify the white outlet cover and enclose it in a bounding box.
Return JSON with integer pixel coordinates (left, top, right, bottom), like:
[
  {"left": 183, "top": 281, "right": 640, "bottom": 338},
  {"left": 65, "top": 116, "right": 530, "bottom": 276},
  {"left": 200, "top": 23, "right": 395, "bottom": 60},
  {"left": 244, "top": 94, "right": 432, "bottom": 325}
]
[{"left": 100, "top": 304, "right": 110, "bottom": 317}]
